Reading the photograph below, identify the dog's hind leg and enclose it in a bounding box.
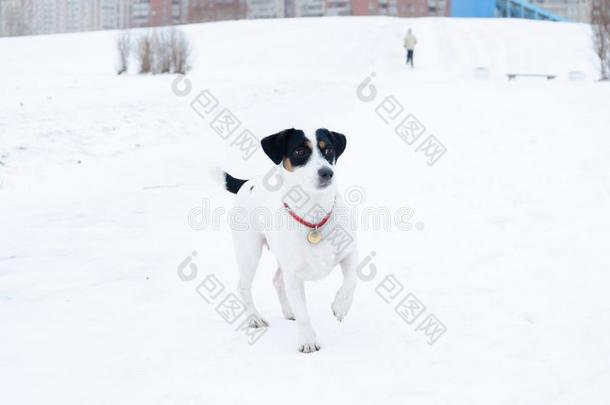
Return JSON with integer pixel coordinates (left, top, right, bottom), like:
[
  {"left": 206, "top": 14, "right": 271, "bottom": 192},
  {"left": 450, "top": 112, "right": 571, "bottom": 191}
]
[
  {"left": 234, "top": 234, "right": 268, "bottom": 328},
  {"left": 273, "top": 267, "right": 295, "bottom": 320}
]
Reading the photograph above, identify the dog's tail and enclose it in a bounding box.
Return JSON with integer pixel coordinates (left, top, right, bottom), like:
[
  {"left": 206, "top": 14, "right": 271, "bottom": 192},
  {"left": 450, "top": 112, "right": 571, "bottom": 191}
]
[
  {"left": 209, "top": 167, "right": 248, "bottom": 194},
  {"left": 224, "top": 172, "right": 248, "bottom": 194}
]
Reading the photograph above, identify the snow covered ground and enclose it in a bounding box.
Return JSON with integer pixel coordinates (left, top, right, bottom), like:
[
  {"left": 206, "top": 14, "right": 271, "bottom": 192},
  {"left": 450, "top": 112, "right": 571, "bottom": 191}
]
[{"left": 1, "top": 16, "right": 610, "bottom": 405}]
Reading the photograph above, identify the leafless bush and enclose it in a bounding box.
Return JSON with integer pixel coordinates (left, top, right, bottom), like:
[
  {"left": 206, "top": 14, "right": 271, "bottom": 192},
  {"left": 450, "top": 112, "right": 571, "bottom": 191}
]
[
  {"left": 169, "top": 28, "right": 192, "bottom": 74},
  {"left": 137, "top": 31, "right": 154, "bottom": 74},
  {"left": 116, "top": 31, "right": 131, "bottom": 75},
  {"left": 152, "top": 30, "right": 172, "bottom": 74},
  {"left": 591, "top": 0, "right": 610, "bottom": 80},
  {"left": 132, "top": 27, "right": 192, "bottom": 75}
]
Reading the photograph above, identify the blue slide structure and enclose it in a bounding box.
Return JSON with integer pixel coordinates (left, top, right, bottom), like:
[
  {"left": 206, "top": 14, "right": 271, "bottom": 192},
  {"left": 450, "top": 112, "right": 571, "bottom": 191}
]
[{"left": 451, "top": 0, "right": 564, "bottom": 22}]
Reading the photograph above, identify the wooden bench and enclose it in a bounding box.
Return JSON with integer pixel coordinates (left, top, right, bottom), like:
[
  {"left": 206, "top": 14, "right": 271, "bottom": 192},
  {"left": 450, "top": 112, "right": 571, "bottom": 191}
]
[{"left": 507, "top": 73, "right": 556, "bottom": 81}]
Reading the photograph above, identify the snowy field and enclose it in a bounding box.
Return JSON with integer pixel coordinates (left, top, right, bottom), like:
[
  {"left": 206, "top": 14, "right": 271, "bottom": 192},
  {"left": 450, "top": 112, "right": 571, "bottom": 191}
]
[{"left": 1, "top": 16, "right": 610, "bottom": 405}]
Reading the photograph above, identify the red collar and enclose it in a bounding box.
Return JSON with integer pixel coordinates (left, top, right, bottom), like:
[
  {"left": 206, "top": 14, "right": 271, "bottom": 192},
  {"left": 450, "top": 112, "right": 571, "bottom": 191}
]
[{"left": 283, "top": 200, "right": 335, "bottom": 229}]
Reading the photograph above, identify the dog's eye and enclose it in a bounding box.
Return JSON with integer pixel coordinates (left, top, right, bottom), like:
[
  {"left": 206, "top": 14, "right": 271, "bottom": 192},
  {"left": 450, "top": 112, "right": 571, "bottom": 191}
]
[
  {"left": 324, "top": 147, "right": 334, "bottom": 158},
  {"left": 294, "top": 147, "right": 309, "bottom": 158}
]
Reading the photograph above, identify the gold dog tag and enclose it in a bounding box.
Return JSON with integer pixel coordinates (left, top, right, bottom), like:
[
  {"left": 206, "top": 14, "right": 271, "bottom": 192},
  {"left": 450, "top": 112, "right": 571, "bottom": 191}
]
[{"left": 307, "top": 229, "right": 322, "bottom": 244}]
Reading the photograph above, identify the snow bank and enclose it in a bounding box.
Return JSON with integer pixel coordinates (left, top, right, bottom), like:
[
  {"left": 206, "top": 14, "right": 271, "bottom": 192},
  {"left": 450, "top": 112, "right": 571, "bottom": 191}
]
[{"left": 1, "top": 16, "right": 609, "bottom": 405}]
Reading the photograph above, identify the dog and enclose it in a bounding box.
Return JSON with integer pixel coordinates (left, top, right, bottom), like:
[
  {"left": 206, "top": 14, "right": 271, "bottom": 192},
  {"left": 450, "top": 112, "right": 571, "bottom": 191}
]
[{"left": 222, "top": 128, "right": 358, "bottom": 353}]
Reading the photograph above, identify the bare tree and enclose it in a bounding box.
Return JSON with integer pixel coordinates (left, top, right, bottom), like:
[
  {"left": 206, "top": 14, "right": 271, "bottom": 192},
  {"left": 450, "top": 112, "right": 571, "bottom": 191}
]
[
  {"left": 116, "top": 30, "right": 131, "bottom": 75},
  {"left": 591, "top": 0, "right": 610, "bottom": 80}
]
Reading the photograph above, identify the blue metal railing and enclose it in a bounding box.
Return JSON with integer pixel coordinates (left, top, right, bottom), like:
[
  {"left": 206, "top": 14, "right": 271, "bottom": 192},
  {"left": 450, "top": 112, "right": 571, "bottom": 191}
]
[{"left": 496, "top": 0, "right": 563, "bottom": 21}]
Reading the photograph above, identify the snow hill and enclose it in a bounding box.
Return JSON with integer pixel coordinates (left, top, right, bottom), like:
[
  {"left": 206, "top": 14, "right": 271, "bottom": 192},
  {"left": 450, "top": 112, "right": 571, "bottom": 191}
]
[{"left": 1, "top": 16, "right": 609, "bottom": 405}]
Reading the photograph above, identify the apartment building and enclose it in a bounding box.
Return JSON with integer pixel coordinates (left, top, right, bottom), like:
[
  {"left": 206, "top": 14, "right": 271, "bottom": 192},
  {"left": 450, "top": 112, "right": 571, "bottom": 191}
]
[
  {"left": 34, "top": 0, "right": 58, "bottom": 33},
  {"left": 0, "top": 0, "right": 24, "bottom": 35},
  {"left": 296, "top": 0, "right": 326, "bottom": 15},
  {"left": 350, "top": 0, "right": 445, "bottom": 16},
  {"left": 131, "top": 0, "right": 184, "bottom": 27},
  {"left": 6, "top": 0, "right": 593, "bottom": 38},
  {"left": 100, "top": 0, "right": 119, "bottom": 29},
  {"left": 246, "top": 0, "right": 284, "bottom": 18},
  {"left": 427, "top": 0, "right": 449, "bottom": 15},
  {"left": 188, "top": 0, "right": 246, "bottom": 22},
  {"left": 325, "top": 0, "right": 351, "bottom": 15},
  {"left": 533, "top": 0, "right": 591, "bottom": 22},
  {"left": 118, "top": 0, "right": 133, "bottom": 28},
  {"left": 0, "top": 0, "right": 137, "bottom": 35},
  {"left": 0, "top": 0, "right": 455, "bottom": 37}
]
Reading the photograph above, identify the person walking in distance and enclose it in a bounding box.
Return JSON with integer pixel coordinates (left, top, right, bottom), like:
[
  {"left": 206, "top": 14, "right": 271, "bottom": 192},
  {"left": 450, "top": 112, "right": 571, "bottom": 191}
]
[{"left": 403, "top": 28, "right": 417, "bottom": 68}]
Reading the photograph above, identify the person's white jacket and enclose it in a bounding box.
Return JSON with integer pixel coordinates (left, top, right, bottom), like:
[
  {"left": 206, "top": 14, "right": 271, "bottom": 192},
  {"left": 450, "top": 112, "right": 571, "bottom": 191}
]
[{"left": 403, "top": 32, "right": 417, "bottom": 50}]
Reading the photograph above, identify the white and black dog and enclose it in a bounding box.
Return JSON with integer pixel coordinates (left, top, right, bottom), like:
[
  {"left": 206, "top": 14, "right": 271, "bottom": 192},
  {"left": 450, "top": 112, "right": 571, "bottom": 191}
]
[{"left": 222, "top": 128, "right": 358, "bottom": 353}]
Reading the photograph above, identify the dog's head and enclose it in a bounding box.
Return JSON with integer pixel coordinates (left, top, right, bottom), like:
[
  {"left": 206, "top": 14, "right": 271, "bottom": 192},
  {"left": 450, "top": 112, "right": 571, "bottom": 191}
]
[{"left": 261, "top": 128, "right": 346, "bottom": 192}]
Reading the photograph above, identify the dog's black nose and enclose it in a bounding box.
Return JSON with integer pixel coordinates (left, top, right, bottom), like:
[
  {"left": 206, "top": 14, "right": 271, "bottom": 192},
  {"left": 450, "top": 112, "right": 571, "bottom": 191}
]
[{"left": 318, "top": 167, "right": 334, "bottom": 180}]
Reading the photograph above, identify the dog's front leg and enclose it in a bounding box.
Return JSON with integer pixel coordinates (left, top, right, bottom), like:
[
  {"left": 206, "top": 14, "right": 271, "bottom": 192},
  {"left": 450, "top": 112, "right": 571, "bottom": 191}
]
[
  {"left": 283, "top": 273, "right": 319, "bottom": 353},
  {"left": 332, "top": 250, "right": 359, "bottom": 322}
]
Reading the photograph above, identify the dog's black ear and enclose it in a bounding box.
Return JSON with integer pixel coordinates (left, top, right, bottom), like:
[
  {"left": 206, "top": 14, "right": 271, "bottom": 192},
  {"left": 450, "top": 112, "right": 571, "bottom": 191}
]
[
  {"left": 330, "top": 131, "right": 347, "bottom": 160},
  {"left": 261, "top": 129, "right": 293, "bottom": 165}
]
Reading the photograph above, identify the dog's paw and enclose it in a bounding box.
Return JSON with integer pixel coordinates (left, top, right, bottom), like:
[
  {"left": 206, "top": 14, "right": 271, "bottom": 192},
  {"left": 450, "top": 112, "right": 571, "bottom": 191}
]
[
  {"left": 297, "top": 331, "right": 319, "bottom": 353},
  {"left": 331, "top": 290, "right": 353, "bottom": 322},
  {"left": 298, "top": 342, "right": 321, "bottom": 353},
  {"left": 248, "top": 316, "right": 269, "bottom": 328},
  {"left": 284, "top": 312, "right": 296, "bottom": 321}
]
